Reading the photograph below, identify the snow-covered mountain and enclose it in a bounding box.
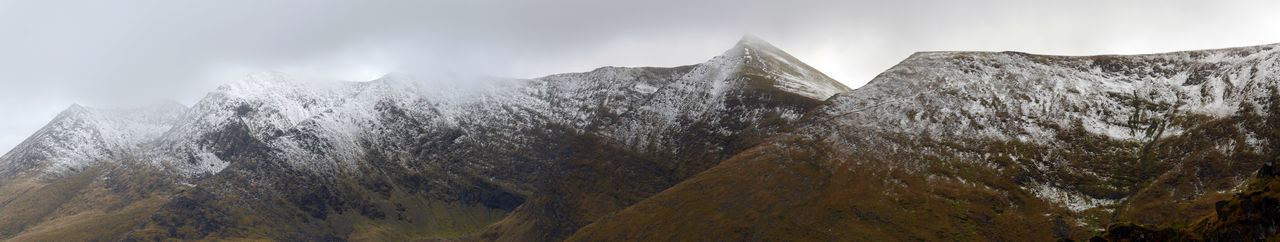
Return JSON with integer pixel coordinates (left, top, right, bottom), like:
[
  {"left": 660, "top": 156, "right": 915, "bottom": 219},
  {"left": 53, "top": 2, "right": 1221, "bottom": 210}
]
[
  {"left": 3, "top": 37, "right": 1277, "bottom": 241},
  {"left": 3, "top": 35, "right": 848, "bottom": 178},
  {"left": 819, "top": 45, "right": 1280, "bottom": 143},
  {"left": 571, "top": 44, "right": 1280, "bottom": 241},
  {"left": 806, "top": 45, "right": 1280, "bottom": 214},
  {"left": 0, "top": 101, "right": 186, "bottom": 178},
  {"left": 0, "top": 36, "right": 852, "bottom": 241}
]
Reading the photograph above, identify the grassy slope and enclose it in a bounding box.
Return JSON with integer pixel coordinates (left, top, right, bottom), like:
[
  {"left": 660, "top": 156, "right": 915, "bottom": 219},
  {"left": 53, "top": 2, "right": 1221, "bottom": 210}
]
[
  {"left": 1094, "top": 162, "right": 1280, "bottom": 241},
  {"left": 121, "top": 122, "right": 517, "bottom": 241},
  {"left": 124, "top": 159, "right": 512, "bottom": 241},
  {"left": 0, "top": 170, "right": 101, "bottom": 239},
  {"left": 470, "top": 71, "right": 829, "bottom": 241},
  {"left": 0, "top": 162, "right": 182, "bottom": 241},
  {"left": 569, "top": 136, "right": 1063, "bottom": 241},
  {"left": 7, "top": 196, "right": 167, "bottom": 241},
  {"left": 570, "top": 92, "right": 1280, "bottom": 241}
]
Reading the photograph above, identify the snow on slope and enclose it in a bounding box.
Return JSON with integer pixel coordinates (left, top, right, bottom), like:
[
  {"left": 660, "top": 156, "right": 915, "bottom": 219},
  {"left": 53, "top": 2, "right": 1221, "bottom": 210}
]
[
  {"left": 733, "top": 34, "right": 851, "bottom": 100},
  {"left": 808, "top": 43, "right": 1280, "bottom": 213},
  {"left": 1, "top": 36, "right": 854, "bottom": 179},
  {"left": 0, "top": 101, "right": 187, "bottom": 178},
  {"left": 575, "top": 36, "right": 852, "bottom": 152},
  {"left": 818, "top": 44, "right": 1280, "bottom": 144}
]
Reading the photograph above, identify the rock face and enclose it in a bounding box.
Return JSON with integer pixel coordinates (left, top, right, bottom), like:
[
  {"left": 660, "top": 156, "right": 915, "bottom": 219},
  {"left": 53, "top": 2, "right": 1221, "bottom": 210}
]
[{"left": 2, "top": 36, "right": 1278, "bottom": 241}]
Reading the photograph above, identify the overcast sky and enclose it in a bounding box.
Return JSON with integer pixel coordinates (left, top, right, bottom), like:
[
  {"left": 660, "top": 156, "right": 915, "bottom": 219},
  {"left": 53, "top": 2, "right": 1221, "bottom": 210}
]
[{"left": 2, "top": 0, "right": 1279, "bottom": 154}]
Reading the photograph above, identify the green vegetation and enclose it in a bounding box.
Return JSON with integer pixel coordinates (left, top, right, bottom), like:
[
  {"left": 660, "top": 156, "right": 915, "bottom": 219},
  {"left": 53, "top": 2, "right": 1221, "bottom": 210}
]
[
  {"left": 570, "top": 135, "right": 1071, "bottom": 240},
  {"left": 1093, "top": 162, "right": 1280, "bottom": 241},
  {"left": 0, "top": 168, "right": 102, "bottom": 238},
  {"left": 0, "top": 161, "right": 183, "bottom": 241}
]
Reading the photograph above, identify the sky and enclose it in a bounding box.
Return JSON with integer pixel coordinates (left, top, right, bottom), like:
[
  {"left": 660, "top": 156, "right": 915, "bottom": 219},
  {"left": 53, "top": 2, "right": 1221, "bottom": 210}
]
[{"left": 1, "top": 0, "right": 1280, "bottom": 154}]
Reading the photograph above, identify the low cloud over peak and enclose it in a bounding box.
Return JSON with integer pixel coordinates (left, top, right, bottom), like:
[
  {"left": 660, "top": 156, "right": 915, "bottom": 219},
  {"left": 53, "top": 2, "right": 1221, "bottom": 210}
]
[{"left": 1, "top": 0, "right": 1279, "bottom": 154}]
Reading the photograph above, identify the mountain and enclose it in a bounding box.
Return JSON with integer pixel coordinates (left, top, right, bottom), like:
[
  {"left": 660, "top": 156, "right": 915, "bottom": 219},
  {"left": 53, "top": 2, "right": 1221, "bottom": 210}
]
[
  {"left": 0, "top": 36, "right": 851, "bottom": 241},
  {"left": 0, "top": 101, "right": 186, "bottom": 178},
  {"left": 0, "top": 101, "right": 188, "bottom": 240},
  {"left": 2, "top": 36, "right": 1277, "bottom": 241},
  {"left": 570, "top": 44, "right": 1280, "bottom": 240}
]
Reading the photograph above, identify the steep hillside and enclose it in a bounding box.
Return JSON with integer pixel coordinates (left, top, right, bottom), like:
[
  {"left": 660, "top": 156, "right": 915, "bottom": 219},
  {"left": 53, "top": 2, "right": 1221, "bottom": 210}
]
[
  {"left": 571, "top": 44, "right": 1280, "bottom": 240},
  {"left": 473, "top": 36, "right": 850, "bottom": 241},
  {"left": 0, "top": 101, "right": 186, "bottom": 178},
  {"left": 0, "top": 102, "right": 188, "bottom": 240},
  {"left": 1094, "top": 161, "right": 1280, "bottom": 241}
]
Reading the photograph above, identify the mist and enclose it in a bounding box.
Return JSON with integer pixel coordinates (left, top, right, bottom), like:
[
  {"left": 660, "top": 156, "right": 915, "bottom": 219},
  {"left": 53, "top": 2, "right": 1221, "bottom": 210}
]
[{"left": 2, "top": 0, "right": 1279, "bottom": 154}]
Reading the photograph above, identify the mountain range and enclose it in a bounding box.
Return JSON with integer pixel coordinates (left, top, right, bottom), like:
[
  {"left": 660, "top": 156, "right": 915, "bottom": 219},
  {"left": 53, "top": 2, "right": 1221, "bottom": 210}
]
[{"left": 0, "top": 36, "right": 1277, "bottom": 241}]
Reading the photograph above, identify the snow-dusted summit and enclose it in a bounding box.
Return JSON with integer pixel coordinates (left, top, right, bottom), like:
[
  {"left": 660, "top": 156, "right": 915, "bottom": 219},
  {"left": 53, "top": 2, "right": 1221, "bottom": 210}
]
[
  {"left": 732, "top": 34, "right": 851, "bottom": 100},
  {"left": 0, "top": 36, "right": 863, "bottom": 241},
  {"left": 0, "top": 101, "right": 186, "bottom": 178},
  {"left": 0, "top": 36, "right": 852, "bottom": 180}
]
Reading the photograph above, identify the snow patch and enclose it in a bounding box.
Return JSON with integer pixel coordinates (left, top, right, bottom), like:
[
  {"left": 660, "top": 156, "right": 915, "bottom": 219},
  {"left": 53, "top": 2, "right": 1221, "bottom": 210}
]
[{"left": 1027, "top": 183, "right": 1121, "bottom": 213}]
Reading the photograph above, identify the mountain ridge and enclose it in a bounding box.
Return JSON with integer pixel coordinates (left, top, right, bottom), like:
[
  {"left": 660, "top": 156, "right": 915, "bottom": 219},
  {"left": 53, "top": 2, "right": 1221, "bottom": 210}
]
[
  {"left": 570, "top": 41, "right": 1280, "bottom": 240},
  {"left": 0, "top": 36, "right": 855, "bottom": 241},
  {"left": 2, "top": 37, "right": 1279, "bottom": 241},
  {"left": 0, "top": 101, "right": 187, "bottom": 179}
]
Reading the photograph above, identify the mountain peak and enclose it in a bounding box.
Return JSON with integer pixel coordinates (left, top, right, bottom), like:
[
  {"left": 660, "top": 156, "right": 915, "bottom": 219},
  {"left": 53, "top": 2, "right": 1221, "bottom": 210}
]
[
  {"left": 725, "top": 34, "right": 781, "bottom": 58},
  {"left": 734, "top": 34, "right": 770, "bottom": 48},
  {"left": 721, "top": 35, "right": 852, "bottom": 100},
  {"left": 2, "top": 99, "right": 189, "bottom": 178},
  {"left": 65, "top": 103, "right": 87, "bottom": 112},
  {"left": 53, "top": 103, "right": 91, "bottom": 120}
]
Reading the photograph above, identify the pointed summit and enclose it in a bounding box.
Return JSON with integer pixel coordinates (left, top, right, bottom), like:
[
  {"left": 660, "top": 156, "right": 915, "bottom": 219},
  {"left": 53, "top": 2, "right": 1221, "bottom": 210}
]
[
  {"left": 722, "top": 34, "right": 777, "bottom": 58},
  {"left": 63, "top": 103, "right": 88, "bottom": 113},
  {"left": 50, "top": 103, "right": 93, "bottom": 122},
  {"left": 734, "top": 34, "right": 768, "bottom": 47},
  {"left": 1, "top": 100, "right": 187, "bottom": 178},
  {"left": 722, "top": 35, "right": 852, "bottom": 100}
]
